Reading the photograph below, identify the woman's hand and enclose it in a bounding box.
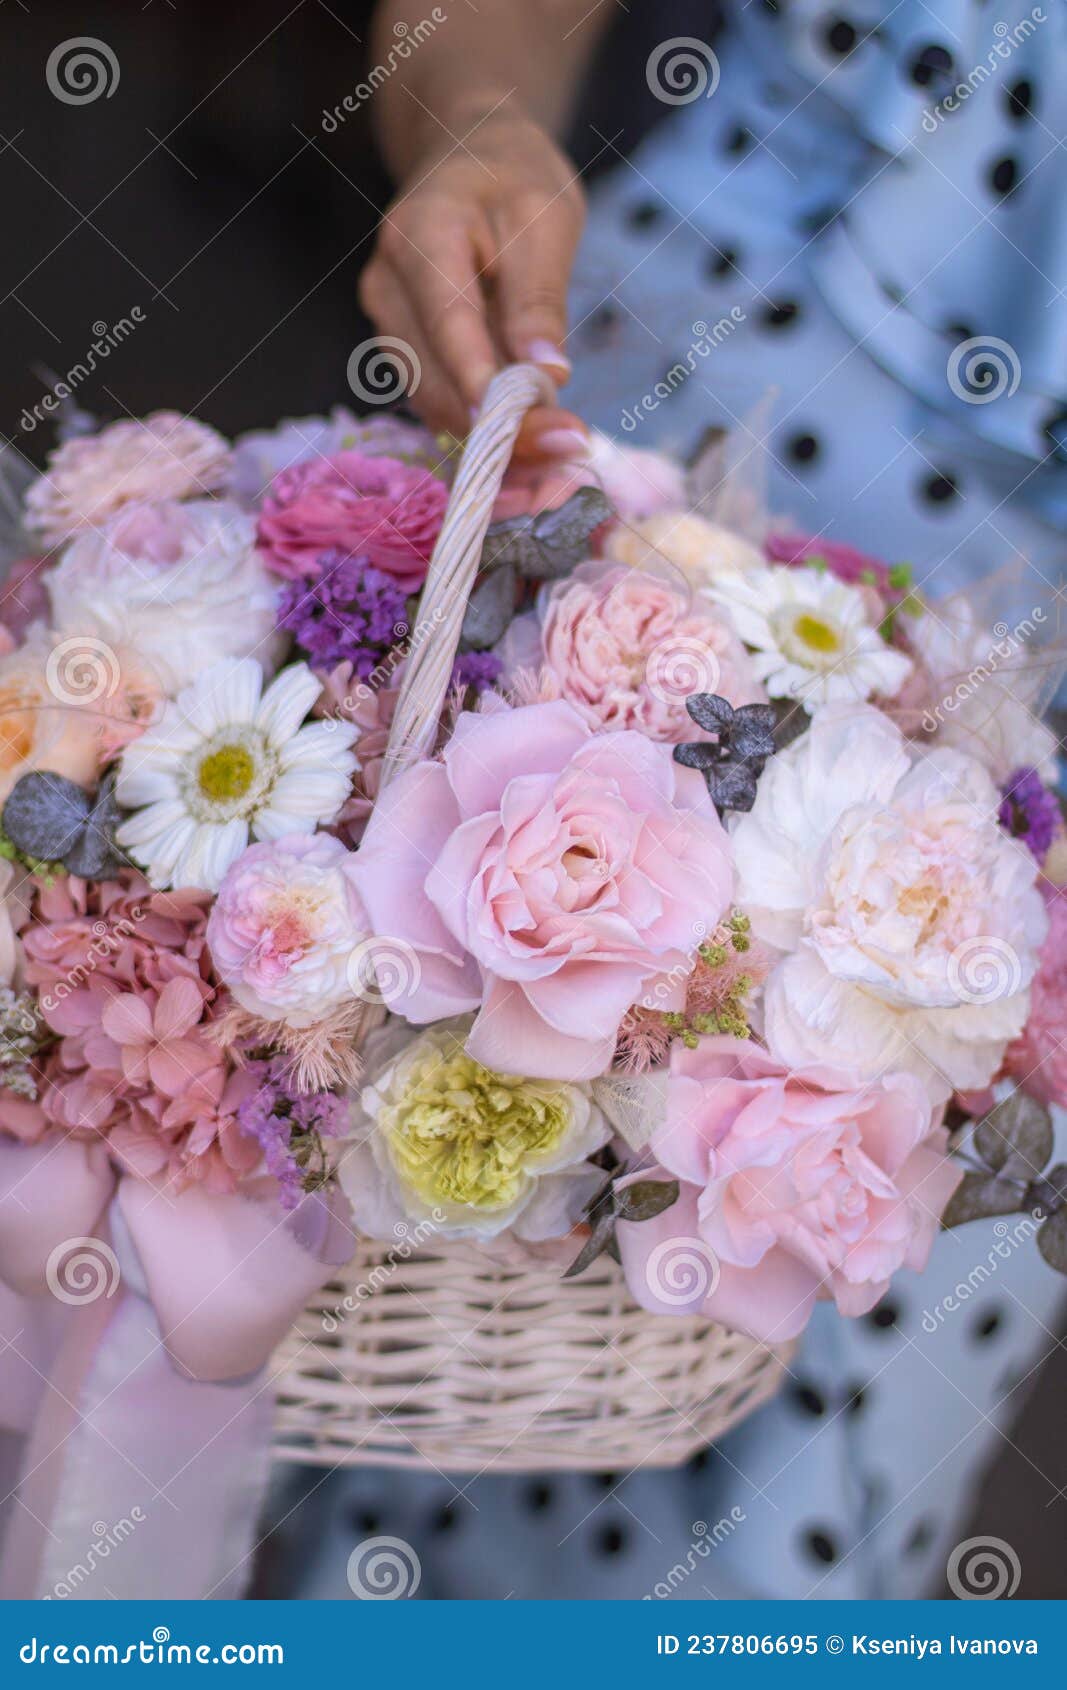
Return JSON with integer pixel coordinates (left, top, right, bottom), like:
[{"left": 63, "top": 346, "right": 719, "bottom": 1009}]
[{"left": 360, "top": 106, "right": 588, "bottom": 448}]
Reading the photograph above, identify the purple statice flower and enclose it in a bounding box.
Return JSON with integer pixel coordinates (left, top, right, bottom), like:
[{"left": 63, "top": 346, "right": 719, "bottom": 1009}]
[
  {"left": 276, "top": 549, "right": 410, "bottom": 676},
  {"left": 998, "top": 766, "right": 1061, "bottom": 861},
  {"left": 236, "top": 1056, "right": 347, "bottom": 1210},
  {"left": 451, "top": 650, "right": 503, "bottom": 694}
]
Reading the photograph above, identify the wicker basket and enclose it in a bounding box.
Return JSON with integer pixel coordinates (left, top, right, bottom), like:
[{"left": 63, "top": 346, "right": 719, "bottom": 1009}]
[{"left": 271, "top": 366, "right": 792, "bottom": 1472}]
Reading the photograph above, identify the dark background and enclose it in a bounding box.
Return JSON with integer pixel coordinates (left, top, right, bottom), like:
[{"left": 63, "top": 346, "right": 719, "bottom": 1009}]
[{"left": 1, "top": 0, "right": 1064, "bottom": 1597}]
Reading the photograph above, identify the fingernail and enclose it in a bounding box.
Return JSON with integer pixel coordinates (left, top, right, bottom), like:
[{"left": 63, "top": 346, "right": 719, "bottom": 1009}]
[
  {"left": 525, "top": 339, "right": 572, "bottom": 379},
  {"left": 534, "top": 426, "right": 590, "bottom": 459}
]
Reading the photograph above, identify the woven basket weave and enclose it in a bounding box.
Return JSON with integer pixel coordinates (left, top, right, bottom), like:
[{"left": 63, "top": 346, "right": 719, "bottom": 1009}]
[{"left": 271, "top": 366, "right": 791, "bottom": 1472}]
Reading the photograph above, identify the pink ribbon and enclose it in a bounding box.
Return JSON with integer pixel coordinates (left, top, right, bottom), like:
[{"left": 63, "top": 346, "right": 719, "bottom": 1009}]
[{"left": 0, "top": 1134, "right": 356, "bottom": 1599}]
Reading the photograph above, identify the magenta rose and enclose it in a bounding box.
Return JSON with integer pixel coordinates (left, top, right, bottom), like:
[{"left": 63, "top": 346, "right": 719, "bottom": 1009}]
[
  {"left": 617, "top": 1036, "right": 961, "bottom": 1342},
  {"left": 256, "top": 450, "right": 448, "bottom": 589},
  {"left": 349, "top": 699, "right": 733, "bottom": 1080}
]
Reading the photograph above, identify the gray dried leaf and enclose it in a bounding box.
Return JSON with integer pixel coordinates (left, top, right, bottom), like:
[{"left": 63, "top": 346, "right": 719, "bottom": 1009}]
[
  {"left": 1037, "top": 1210, "right": 1067, "bottom": 1274},
  {"left": 563, "top": 1207, "right": 618, "bottom": 1279},
  {"left": 63, "top": 776, "right": 126, "bottom": 878},
  {"left": 480, "top": 487, "right": 613, "bottom": 581},
  {"left": 614, "top": 1178, "right": 680, "bottom": 1224},
  {"left": 974, "top": 1092, "right": 1053, "bottom": 1180},
  {"left": 941, "top": 1172, "right": 1025, "bottom": 1229},
  {"left": 2, "top": 771, "right": 91, "bottom": 862},
  {"left": 461, "top": 563, "right": 516, "bottom": 649}
]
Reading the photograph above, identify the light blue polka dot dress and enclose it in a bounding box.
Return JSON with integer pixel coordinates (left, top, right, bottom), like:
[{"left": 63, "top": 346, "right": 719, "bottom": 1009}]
[{"left": 268, "top": 0, "right": 1066, "bottom": 1601}]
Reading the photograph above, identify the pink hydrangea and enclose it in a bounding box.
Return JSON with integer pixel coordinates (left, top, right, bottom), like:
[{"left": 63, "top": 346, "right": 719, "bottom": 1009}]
[
  {"left": 497, "top": 562, "right": 762, "bottom": 742},
  {"left": 24, "top": 413, "right": 231, "bottom": 546},
  {"left": 256, "top": 450, "right": 447, "bottom": 589},
  {"left": 617, "top": 1036, "right": 961, "bottom": 1343},
  {"left": 1003, "top": 885, "right": 1067, "bottom": 1108},
  {"left": 349, "top": 698, "right": 733, "bottom": 1080},
  {"left": 0, "top": 872, "right": 257, "bottom": 1190},
  {"left": 207, "top": 833, "right": 368, "bottom": 1027}
]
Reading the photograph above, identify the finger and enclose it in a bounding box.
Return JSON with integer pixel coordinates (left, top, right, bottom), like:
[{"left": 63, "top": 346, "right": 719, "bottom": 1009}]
[
  {"left": 358, "top": 256, "right": 472, "bottom": 437},
  {"left": 378, "top": 205, "right": 501, "bottom": 410},
  {"left": 492, "top": 190, "right": 584, "bottom": 375},
  {"left": 512, "top": 406, "right": 591, "bottom": 461}
]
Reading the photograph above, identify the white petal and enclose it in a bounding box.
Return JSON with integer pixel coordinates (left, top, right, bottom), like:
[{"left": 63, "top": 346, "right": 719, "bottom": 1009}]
[{"left": 255, "top": 663, "right": 322, "bottom": 742}]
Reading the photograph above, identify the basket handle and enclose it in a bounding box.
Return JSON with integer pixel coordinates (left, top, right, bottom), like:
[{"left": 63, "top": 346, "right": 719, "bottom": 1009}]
[{"left": 380, "top": 362, "right": 555, "bottom": 786}]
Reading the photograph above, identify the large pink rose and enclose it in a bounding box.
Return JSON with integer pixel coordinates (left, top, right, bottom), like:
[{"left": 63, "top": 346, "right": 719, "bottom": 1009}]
[
  {"left": 618, "top": 1036, "right": 961, "bottom": 1342},
  {"left": 256, "top": 450, "right": 447, "bottom": 588},
  {"left": 349, "top": 699, "right": 733, "bottom": 1080},
  {"left": 499, "top": 562, "right": 762, "bottom": 741}
]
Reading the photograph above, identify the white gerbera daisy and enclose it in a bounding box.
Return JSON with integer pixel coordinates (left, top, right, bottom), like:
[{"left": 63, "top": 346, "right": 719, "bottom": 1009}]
[
  {"left": 706, "top": 565, "right": 912, "bottom": 711},
  {"left": 115, "top": 658, "right": 358, "bottom": 891}
]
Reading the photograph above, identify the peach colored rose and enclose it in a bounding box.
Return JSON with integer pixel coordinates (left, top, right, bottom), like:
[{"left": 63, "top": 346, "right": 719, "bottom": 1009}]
[
  {"left": 618, "top": 1036, "right": 960, "bottom": 1342},
  {"left": 497, "top": 562, "right": 762, "bottom": 743},
  {"left": 0, "top": 632, "right": 101, "bottom": 805},
  {"left": 605, "top": 512, "right": 765, "bottom": 586}
]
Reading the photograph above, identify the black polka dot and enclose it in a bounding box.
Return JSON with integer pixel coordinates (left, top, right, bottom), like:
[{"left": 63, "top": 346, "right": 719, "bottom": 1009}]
[
  {"left": 845, "top": 1383, "right": 867, "bottom": 1417},
  {"left": 762, "top": 299, "right": 801, "bottom": 329},
  {"left": 823, "top": 18, "right": 858, "bottom": 55},
  {"left": 706, "top": 245, "right": 739, "bottom": 278},
  {"left": 920, "top": 470, "right": 960, "bottom": 505},
  {"left": 905, "top": 1518, "right": 936, "bottom": 1555},
  {"left": 596, "top": 1523, "right": 628, "bottom": 1556},
  {"left": 1041, "top": 407, "right": 1067, "bottom": 462},
  {"left": 879, "top": 277, "right": 905, "bottom": 306},
  {"left": 1005, "top": 79, "right": 1034, "bottom": 121},
  {"left": 628, "top": 201, "right": 664, "bottom": 231},
  {"left": 792, "top": 1381, "right": 827, "bottom": 1417},
  {"left": 594, "top": 1471, "right": 620, "bottom": 1491},
  {"left": 433, "top": 1504, "right": 460, "bottom": 1532},
  {"left": 688, "top": 1448, "right": 712, "bottom": 1473},
  {"left": 867, "top": 1299, "right": 901, "bottom": 1331},
  {"left": 909, "top": 44, "right": 955, "bottom": 91},
  {"left": 972, "top": 1307, "right": 1004, "bottom": 1341},
  {"left": 787, "top": 431, "right": 820, "bottom": 465},
  {"left": 761, "top": 0, "right": 786, "bottom": 13},
  {"left": 803, "top": 204, "right": 838, "bottom": 236},
  {"left": 351, "top": 1509, "right": 381, "bottom": 1534},
  {"left": 524, "top": 1481, "right": 553, "bottom": 1514},
  {"left": 724, "top": 125, "right": 754, "bottom": 155},
  {"left": 803, "top": 1527, "right": 839, "bottom": 1565},
  {"left": 988, "top": 156, "right": 1019, "bottom": 196},
  {"left": 945, "top": 320, "right": 976, "bottom": 345}
]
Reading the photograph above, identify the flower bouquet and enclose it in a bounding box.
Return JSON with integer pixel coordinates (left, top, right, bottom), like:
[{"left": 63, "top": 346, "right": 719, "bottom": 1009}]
[{"left": 1, "top": 366, "right": 1065, "bottom": 1592}]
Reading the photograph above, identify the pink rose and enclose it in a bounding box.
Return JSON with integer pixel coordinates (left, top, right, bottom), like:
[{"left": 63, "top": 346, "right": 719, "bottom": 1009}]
[
  {"left": 618, "top": 1036, "right": 961, "bottom": 1342},
  {"left": 24, "top": 413, "right": 230, "bottom": 546},
  {"left": 256, "top": 450, "right": 448, "bottom": 588},
  {"left": 499, "top": 562, "right": 762, "bottom": 741},
  {"left": 350, "top": 699, "right": 733, "bottom": 1080},
  {"left": 1004, "top": 885, "right": 1067, "bottom": 1108},
  {"left": 208, "top": 833, "right": 369, "bottom": 1027}
]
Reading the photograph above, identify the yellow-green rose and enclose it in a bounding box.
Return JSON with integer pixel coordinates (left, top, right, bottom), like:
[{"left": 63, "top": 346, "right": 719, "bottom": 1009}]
[{"left": 342, "top": 1021, "right": 610, "bottom": 1241}]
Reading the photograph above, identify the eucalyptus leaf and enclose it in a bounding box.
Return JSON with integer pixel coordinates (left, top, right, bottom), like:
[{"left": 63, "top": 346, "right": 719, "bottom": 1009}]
[
  {"left": 480, "top": 487, "right": 613, "bottom": 581},
  {"left": 974, "top": 1092, "right": 1053, "bottom": 1180},
  {"left": 63, "top": 776, "right": 126, "bottom": 879},
  {"left": 460, "top": 564, "right": 516, "bottom": 649},
  {"left": 563, "top": 1207, "right": 617, "bottom": 1279},
  {"left": 614, "top": 1179, "right": 680, "bottom": 1224},
  {"left": 941, "top": 1172, "right": 1026, "bottom": 1229},
  {"left": 1036, "top": 1209, "right": 1067, "bottom": 1275},
  {"left": 685, "top": 692, "right": 733, "bottom": 734},
  {"left": 2, "top": 772, "right": 91, "bottom": 863}
]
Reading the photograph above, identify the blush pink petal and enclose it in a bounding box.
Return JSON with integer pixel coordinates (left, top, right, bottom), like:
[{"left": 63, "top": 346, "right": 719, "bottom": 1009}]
[{"left": 468, "top": 976, "right": 618, "bottom": 1081}]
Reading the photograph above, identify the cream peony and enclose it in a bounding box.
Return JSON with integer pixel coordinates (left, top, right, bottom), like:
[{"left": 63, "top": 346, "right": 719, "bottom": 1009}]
[
  {"left": 46, "top": 499, "right": 282, "bottom": 695},
  {"left": 341, "top": 1020, "right": 610, "bottom": 1241},
  {"left": 604, "top": 511, "right": 765, "bottom": 587},
  {"left": 733, "top": 704, "right": 1047, "bottom": 1100}
]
